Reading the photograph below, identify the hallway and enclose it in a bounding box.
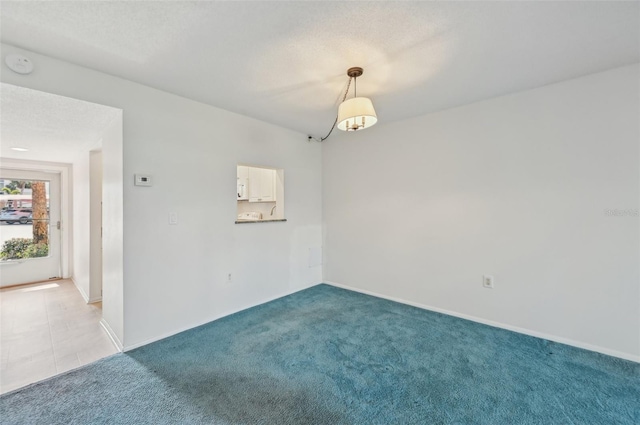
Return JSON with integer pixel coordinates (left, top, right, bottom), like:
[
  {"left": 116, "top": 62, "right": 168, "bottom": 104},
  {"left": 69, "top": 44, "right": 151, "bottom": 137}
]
[{"left": 0, "top": 279, "right": 118, "bottom": 394}]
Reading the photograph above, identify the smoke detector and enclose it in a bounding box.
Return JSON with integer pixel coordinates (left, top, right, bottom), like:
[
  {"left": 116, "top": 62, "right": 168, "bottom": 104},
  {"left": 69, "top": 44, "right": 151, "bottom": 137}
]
[{"left": 5, "top": 54, "right": 34, "bottom": 75}]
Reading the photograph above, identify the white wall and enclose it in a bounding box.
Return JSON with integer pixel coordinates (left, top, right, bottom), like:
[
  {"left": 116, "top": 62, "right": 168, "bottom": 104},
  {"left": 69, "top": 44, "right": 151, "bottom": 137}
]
[
  {"left": 71, "top": 149, "right": 103, "bottom": 304},
  {"left": 323, "top": 64, "right": 640, "bottom": 361},
  {"left": 100, "top": 117, "right": 124, "bottom": 348},
  {"left": 1, "top": 43, "right": 323, "bottom": 349},
  {"left": 71, "top": 152, "right": 91, "bottom": 301},
  {"left": 89, "top": 151, "right": 103, "bottom": 302}
]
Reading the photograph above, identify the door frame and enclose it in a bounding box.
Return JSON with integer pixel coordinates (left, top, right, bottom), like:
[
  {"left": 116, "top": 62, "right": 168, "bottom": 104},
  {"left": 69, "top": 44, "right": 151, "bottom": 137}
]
[{"left": 0, "top": 158, "right": 72, "bottom": 281}]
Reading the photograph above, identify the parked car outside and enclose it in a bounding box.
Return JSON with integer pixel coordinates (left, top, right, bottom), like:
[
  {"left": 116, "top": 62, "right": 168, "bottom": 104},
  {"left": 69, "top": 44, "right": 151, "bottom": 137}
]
[{"left": 0, "top": 208, "right": 33, "bottom": 225}]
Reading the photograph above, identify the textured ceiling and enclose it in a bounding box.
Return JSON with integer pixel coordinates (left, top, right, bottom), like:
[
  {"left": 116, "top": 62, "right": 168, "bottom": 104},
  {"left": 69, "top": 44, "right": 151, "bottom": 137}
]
[
  {"left": 1, "top": 1, "right": 638, "bottom": 137},
  {"left": 0, "top": 83, "right": 121, "bottom": 163}
]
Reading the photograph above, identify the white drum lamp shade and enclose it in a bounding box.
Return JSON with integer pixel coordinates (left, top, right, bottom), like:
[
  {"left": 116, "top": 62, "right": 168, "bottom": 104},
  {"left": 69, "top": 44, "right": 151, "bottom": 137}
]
[{"left": 337, "top": 97, "right": 378, "bottom": 131}]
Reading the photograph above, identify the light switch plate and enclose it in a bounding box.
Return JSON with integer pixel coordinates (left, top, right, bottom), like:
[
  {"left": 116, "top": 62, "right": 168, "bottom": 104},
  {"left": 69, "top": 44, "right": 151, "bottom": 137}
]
[{"left": 134, "top": 174, "right": 152, "bottom": 186}]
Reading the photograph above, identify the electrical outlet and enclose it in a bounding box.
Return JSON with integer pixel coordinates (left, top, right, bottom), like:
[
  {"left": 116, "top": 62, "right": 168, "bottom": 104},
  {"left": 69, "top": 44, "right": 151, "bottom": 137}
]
[
  {"left": 483, "top": 275, "right": 494, "bottom": 289},
  {"left": 134, "top": 174, "right": 152, "bottom": 187},
  {"left": 227, "top": 273, "right": 232, "bottom": 282},
  {"left": 168, "top": 212, "right": 178, "bottom": 225}
]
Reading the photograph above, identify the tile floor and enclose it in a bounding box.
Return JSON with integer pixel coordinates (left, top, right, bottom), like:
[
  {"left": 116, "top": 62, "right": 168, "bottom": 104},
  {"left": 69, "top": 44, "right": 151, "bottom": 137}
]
[{"left": 0, "top": 279, "right": 118, "bottom": 394}]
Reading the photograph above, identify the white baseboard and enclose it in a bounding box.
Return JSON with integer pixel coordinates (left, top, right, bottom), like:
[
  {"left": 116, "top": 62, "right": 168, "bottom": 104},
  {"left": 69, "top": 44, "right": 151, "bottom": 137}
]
[
  {"left": 325, "top": 281, "right": 640, "bottom": 363},
  {"left": 71, "top": 277, "right": 102, "bottom": 304},
  {"left": 70, "top": 277, "right": 90, "bottom": 303},
  {"left": 123, "top": 282, "right": 320, "bottom": 352},
  {"left": 100, "top": 318, "right": 123, "bottom": 352}
]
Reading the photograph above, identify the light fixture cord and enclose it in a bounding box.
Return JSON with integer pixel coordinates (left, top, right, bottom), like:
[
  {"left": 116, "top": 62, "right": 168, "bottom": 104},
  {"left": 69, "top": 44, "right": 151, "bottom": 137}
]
[{"left": 313, "top": 76, "right": 353, "bottom": 142}]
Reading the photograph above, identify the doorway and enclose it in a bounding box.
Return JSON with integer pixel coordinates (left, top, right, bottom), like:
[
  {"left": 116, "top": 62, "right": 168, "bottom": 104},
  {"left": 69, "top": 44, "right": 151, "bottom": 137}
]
[
  {"left": 0, "top": 83, "right": 124, "bottom": 391},
  {"left": 0, "top": 170, "right": 61, "bottom": 286}
]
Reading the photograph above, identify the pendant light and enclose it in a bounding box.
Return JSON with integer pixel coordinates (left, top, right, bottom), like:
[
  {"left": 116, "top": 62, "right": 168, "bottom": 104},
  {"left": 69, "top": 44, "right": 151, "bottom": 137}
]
[
  {"left": 308, "top": 66, "right": 377, "bottom": 142},
  {"left": 337, "top": 67, "right": 377, "bottom": 132}
]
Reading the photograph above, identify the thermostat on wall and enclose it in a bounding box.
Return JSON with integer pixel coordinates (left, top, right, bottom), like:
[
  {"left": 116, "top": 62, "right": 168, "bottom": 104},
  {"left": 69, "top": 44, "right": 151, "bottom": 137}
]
[{"left": 134, "top": 174, "right": 152, "bottom": 187}]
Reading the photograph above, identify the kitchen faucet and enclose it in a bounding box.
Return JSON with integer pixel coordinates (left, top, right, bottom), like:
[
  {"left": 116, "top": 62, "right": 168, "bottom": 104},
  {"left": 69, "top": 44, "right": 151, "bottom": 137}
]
[{"left": 270, "top": 205, "right": 277, "bottom": 216}]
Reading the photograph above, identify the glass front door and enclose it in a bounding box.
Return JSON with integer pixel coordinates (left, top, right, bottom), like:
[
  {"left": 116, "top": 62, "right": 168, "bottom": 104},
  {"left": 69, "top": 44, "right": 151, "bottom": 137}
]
[{"left": 0, "top": 169, "right": 61, "bottom": 286}]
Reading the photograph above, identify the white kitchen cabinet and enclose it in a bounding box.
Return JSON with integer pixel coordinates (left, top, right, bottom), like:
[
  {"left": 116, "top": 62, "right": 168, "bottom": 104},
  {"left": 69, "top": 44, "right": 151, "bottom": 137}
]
[
  {"left": 237, "top": 165, "right": 249, "bottom": 180},
  {"left": 237, "top": 166, "right": 249, "bottom": 200},
  {"left": 248, "top": 167, "right": 275, "bottom": 202}
]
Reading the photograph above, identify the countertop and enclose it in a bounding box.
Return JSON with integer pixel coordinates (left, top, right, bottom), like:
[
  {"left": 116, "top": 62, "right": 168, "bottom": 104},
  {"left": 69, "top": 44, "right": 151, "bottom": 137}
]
[{"left": 235, "top": 219, "right": 287, "bottom": 224}]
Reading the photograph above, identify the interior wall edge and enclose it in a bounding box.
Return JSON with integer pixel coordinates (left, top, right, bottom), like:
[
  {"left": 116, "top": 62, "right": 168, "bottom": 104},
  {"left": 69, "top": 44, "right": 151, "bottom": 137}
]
[
  {"left": 70, "top": 276, "right": 89, "bottom": 303},
  {"left": 99, "top": 318, "right": 123, "bottom": 352}
]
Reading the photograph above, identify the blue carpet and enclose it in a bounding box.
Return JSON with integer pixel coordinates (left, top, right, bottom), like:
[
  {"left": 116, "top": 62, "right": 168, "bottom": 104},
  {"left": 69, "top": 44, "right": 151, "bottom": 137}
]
[{"left": 1, "top": 284, "right": 638, "bottom": 424}]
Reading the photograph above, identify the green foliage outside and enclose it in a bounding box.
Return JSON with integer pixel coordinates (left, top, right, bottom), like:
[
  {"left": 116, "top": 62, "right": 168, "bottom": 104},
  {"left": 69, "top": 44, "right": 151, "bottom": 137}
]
[
  {"left": 2, "top": 180, "right": 32, "bottom": 192},
  {"left": 1, "top": 187, "right": 21, "bottom": 195},
  {"left": 0, "top": 238, "right": 49, "bottom": 260},
  {"left": 24, "top": 243, "right": 49, "bottom": 258}
]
